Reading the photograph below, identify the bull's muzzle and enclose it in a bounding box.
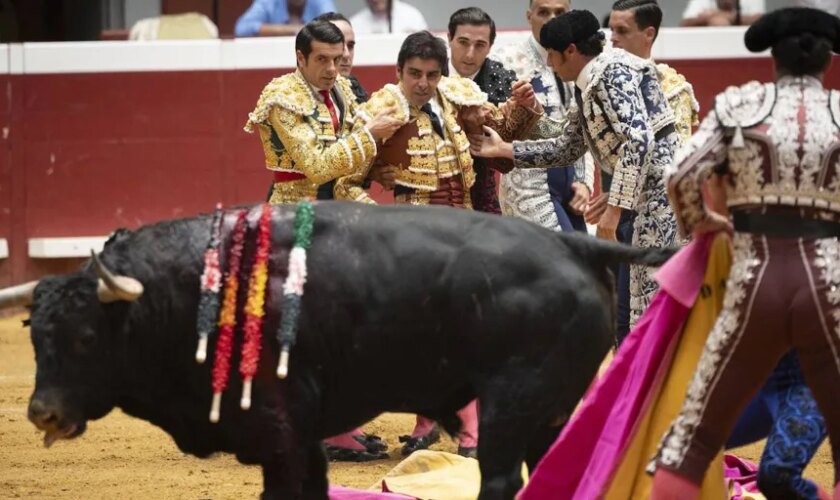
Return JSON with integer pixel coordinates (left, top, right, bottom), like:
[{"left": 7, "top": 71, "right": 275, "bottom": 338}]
[{"left": 28, "top": 395, "right": 83, "bottom": 448}]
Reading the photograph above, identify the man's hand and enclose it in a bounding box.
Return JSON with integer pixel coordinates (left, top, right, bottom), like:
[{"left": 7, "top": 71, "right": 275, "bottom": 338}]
[
  {"left": 468, "top": 126, "right": 513, "bottom": 159},
  {"left": 368, "top": 161, "right": 397, "bottom": 190},
  {"left": 460, "top": 105, "right": 489, "bottom": 133},
  {"left": 510, "top": 80, "right": 538, "bottom": 111},
  {"left": 596, "top": 204, "right": 622, "bottom": 241},
  {"left": 569, "top": 182, "right": 590, "bottom": 215},
  {"left": 584, "top": 193, "right": 608, "bottom": 225},
  {"left": 692, "top": 211, "right": 733, "bottom": 237},
  {"left": 366, "top": 107, "right": 404, "bottom": 141}
]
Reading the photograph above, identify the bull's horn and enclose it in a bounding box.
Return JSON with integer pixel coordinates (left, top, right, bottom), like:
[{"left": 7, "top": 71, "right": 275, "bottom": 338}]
[
  {"left": 0, "top": 281, "right": 38, "bottom": 309},
  {"left": 91, "top": 251, "right": 143, "bottom": 303}
]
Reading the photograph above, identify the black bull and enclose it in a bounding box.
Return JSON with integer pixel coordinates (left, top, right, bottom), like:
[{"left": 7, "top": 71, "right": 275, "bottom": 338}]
[{"left": 2, "top": 202, "right": 673, "bottom": 499}]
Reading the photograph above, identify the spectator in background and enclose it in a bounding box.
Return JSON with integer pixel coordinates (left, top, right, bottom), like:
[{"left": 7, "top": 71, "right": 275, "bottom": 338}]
[
  {"left": 680, "top": 0, "right": 765, "bottom": 26},
  {"left": 793, "top": 0, "right": 840, "bottom": 16},
  {"left": 350, "top": 0, "right": 428, "bottom": 34},
  {"left": 235, "top": 0, "right": 336, "bottom": 37}
]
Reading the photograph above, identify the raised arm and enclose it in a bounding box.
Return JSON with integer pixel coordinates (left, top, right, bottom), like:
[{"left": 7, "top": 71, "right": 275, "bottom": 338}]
[{"left": 511, "top": 107, "right": 588, "bottom": 169}]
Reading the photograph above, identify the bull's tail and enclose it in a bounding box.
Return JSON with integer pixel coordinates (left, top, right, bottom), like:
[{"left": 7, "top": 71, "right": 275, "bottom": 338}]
[{"left": 558, "top": 232, "right": 677, "bottom": 270}]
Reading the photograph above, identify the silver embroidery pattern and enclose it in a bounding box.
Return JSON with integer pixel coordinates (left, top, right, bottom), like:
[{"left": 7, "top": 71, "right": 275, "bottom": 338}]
[
  {"left": 630, "top": 136, "right": 681, "bottom": 325},
  {"left": 656, "top": 233, "right": 762, "bottom": 469},
  {"left": 668, "top": 76, "right": 840, "bottom": 235},
  {"left": 814, "top": 239, "right": 840, "bottom": 369}
]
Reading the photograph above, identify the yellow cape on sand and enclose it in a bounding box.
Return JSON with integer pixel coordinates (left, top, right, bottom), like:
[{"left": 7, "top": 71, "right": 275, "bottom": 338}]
[
  {"left": 371, "top": 450, "right": 527, "bottom": 500},
  {"left": 604, "top": 234, "right": 763, "bottom": 500}
]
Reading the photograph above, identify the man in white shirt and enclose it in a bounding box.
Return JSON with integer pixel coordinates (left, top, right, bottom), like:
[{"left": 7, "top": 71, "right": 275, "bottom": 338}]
[
  {"left": 350, "top": 0, "right": 428, "bottom": 34},
  {"left": 793, "top": 0, "right": 840, "bottom": 16},
  {"left": 681, "top": 0, "right": 765, "bottom": 26}
]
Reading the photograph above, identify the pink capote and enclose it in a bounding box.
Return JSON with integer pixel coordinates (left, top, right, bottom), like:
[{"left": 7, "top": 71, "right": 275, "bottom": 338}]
[{"left": 517, "top": 234, "right": 721, "bottom": 500}]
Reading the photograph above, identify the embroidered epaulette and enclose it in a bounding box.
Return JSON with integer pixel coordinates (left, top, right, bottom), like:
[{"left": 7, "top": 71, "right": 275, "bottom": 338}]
[
  {"left": 245, "top": 72, "right": 318, "bottom": 132},
  {"left": 357, "top": 84, "right": 411, "bottom": 124},
  {"left": 584, "top": 48, "right": 657, "bottom": 101},
  {"left": 334, "top": 76, "right": 356, "bottom": 106},
  {"left": 437, "top": 76, "right": 488, "bottom": 107},
  {"left": 481, "top": 58, "right": 517, "bottom": 104},
  {"left": 714, "top": 80, "right": 776, "bottom": 129},
  {"left": 657, "top": 63, "right": 700, "bottom": 113}
]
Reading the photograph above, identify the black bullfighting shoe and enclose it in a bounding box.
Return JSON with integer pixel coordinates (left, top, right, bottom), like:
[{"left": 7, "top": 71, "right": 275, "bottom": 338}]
[
  {"left": 354, "top": 433, "right": 388, "bottom": 453},
  {"left": 324, "top": 444, "right": 389, "bottom": 462},
  {"left": 457, "top": 445, "right": 478, "bottom": 459},
  {"left": 398, "top": 426, "right": 441, "bottom": 456}
]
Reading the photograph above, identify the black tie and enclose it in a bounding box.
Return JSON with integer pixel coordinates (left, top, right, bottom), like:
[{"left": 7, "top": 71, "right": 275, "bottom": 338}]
[
  {"left": 420, "top": 102, "right": 445, "bottom": 138},
  {"left": 555, "top": 75, "right": 567, "bottom": 106},
  {"left": 574, "top": 86, "right": 584, "bottom": 113}
]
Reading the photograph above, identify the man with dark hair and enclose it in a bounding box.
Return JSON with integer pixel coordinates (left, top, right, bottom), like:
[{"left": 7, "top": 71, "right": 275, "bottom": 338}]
[
  {"left": 492, "top": 0, "right": 594, "bottom": 234},
  {"left": 312, "top": 12, "right": 368, "bottom": 102},
  {"left": 235, "top": 0, "right": 336, "bottom": 37},
  {"left": 446, "top": 7, "right": 517, "bottom": 214},
  {"left": 244, "top": 20, "right": 402, "bottom": 461},
  {"left": 473, "top": 10, "right": 679, "bottom": 340}
]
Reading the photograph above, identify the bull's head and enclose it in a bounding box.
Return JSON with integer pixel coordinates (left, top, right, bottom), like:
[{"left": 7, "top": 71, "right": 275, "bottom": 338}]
[{"left": 0, "top": 253, "right": 143, "bottom": 448}]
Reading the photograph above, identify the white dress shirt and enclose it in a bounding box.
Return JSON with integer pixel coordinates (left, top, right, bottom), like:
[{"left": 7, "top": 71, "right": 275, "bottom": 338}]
[{"left": 349, "top": 1, "right": 428, "bottom": 34}]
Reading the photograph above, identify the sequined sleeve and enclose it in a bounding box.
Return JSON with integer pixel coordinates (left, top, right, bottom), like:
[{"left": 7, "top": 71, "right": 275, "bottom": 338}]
[
  {"left": 512, "top": 107, "right": 587, "bottom": 169},
  {"left": 666, "top": 109, "right": 727, "bottom": 235},
  {"left": 269, "top": 106, "right": 377, "bottom": 185},
  {"left": 599, "top": 65, "right": 656, "bottom": 210}
]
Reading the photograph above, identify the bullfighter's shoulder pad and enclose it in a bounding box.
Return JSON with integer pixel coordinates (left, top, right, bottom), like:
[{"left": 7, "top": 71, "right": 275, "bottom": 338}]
[
  {"left": 357, "top": 84, "right": 410, "bottom": 123},
  {"left": 714, "top": 80, "right": 775, "bottom": 129},
  {"left": 333, "top": 75, "right": 357, "bottom": 106},
  {"left": 437, "top": 76, "right": 488, "bottom": 107},
  {"left": 245, "top": 73, "right": 317, "bottom": 132}
]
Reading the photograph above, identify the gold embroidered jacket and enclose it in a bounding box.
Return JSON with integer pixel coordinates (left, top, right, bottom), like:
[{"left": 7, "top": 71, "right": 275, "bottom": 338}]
[
  {"left": 244, "top": 70, "right": 377, "bottom": 204},
  {"left": 335, "top": 76, "right": 540, "bottom": 205},
  {"left": 667, "top": 76, "right": 840, "bottom": 235},
  {"left": 657, "top": 63, "right": 700, "bottom": 144}
]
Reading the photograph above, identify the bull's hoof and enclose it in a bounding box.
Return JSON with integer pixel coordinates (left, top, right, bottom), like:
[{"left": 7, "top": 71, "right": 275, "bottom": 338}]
[
  {"left": 457, "top": 445, "right": 477, "bottom": 459},
  {"left": 354, "top": 433, "right": 388, "bottom": 453},
  {"left": 324, "top": 444, "right": 389, "bottom": 462},
  {"left": 398, "top": 426, "right": 440, "bottom": 456}
]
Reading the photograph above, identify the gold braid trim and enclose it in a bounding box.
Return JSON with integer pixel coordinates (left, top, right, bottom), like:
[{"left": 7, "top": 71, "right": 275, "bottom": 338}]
[{"left": 437, "top": 76, "right": 488, "bottom": 107}]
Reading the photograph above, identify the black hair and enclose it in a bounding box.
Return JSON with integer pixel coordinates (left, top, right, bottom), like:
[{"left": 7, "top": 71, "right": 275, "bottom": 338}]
[
  {"left": 772, "top": 33, "right": 833, "bottom": 76},
  {"left": 612, "top": 0, "right": 662, "bottom": 41},
  {"left": 576, "top": 31, "right": 607, "bottom": 56},
  {"left": 296, "top": 19, "right": 344, "bottom": 59},
  {"left": 397, "top": 31, "right": 449, "bottom": 76},
  {"left": 313, "top": 12, "right": 350, "bottom": 24},
  {"left": 448, "top": 7, "right": 496, "bottom": 44}
]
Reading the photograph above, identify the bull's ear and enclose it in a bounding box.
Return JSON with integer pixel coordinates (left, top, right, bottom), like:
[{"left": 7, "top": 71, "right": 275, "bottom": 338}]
[
  {"left": 0, "top": 281, "right": 38, "bottom": 310},
  {"left": 91, "top": 251, "right": 143, "bottom": 303}
]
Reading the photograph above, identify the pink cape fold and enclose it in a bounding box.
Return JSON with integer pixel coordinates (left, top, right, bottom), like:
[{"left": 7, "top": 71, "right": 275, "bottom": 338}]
[{"left": 518, "top": 234, "right": 716, "bottom": 500}]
